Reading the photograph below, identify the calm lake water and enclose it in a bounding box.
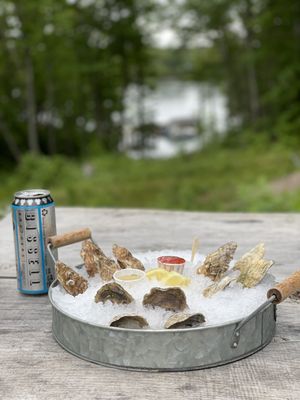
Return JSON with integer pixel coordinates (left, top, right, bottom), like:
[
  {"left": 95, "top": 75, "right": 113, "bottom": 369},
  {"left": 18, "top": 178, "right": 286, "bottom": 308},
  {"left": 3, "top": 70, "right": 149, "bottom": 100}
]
[{"left": 123, "top": 80, "right": 228, "bottom": 158}]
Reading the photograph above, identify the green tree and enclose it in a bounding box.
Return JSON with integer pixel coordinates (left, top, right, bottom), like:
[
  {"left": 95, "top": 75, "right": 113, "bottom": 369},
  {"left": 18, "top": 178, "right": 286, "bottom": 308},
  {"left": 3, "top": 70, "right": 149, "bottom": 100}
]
[
  {"left": 0, "top": 0, "right": 156, "bottom": 162},
  {"left": 180, "top": 0, "right": 300, "bottom": 141}
]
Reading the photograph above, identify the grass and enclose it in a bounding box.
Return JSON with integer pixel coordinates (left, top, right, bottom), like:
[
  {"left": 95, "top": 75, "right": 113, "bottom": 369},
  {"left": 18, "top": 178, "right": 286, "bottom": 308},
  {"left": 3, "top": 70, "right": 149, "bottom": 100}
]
[{"left": 1, "top": 143, "right": 300, "bottom": 216}]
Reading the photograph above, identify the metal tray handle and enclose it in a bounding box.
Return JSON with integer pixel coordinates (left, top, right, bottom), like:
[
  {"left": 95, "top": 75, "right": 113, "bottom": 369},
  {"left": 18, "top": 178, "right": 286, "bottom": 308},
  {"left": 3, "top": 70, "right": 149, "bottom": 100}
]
[
  {"left": 48, "top": 228, "right": 91, "bottom": 249},
  {"left": 232, "top": 269, "right": 300, "bottom": 348},
  {"left": 267, "top": 270, "right": 300, "bottom": 304}
]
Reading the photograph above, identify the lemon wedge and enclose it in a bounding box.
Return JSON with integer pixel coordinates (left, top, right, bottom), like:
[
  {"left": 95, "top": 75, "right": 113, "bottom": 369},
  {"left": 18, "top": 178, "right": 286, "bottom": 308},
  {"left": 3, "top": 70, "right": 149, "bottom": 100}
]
[
  {"left": 146, "top": 268, "right": 190, "bottom": 287},
  {"left": 146, "top": 268, "right": 169, "bottom": 281},
  {"left": 162, "top": 271, "right": 191, "bottom": 287}
]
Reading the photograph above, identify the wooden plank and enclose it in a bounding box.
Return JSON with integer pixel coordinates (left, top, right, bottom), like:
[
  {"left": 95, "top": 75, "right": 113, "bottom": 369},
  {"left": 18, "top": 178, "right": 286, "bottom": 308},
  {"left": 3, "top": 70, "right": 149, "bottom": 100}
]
[
  {"left": 1, "top": 208, "right": 300, "bottom": 279},
  {"left": 0, "top": 278, "right": 299, "bottom": 400},
  {"left": 1, "top": 209, "right": 300, "bottom": 399}
]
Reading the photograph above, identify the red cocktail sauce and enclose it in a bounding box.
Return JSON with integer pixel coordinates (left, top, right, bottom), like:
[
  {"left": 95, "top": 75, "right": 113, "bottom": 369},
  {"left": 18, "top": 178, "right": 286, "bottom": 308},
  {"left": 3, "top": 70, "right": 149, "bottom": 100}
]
[{"left": 157, "top": 256, "right": 186, "bottom": 265}]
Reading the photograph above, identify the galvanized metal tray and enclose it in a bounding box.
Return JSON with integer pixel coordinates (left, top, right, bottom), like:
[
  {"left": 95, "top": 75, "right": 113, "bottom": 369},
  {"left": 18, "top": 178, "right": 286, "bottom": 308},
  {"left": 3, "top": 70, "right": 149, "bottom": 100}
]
[
  {"left": 47, "top": 228, "right": 300, "bottom": 371},
  {"left": 49, "top": 280, "right": 276, "bottom": 371}
]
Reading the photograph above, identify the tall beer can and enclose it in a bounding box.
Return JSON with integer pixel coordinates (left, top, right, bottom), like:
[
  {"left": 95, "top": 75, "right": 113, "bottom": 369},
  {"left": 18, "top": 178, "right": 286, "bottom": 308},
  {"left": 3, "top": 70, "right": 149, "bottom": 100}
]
[{"left": 11, "top": 189, "right": 57, "bottom": 294}]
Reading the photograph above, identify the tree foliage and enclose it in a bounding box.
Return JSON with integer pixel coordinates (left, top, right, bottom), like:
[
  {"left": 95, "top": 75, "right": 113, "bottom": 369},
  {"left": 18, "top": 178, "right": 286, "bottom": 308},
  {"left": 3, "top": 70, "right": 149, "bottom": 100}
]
[
  {"left": 0, "top": 0, "right": 299, "bottom": 166},
  {"left": 0, "top": 0, "right": 156, "bottom": 164},
  {"left": 181, "top": 0, "right": 300, "bottom": 140}
]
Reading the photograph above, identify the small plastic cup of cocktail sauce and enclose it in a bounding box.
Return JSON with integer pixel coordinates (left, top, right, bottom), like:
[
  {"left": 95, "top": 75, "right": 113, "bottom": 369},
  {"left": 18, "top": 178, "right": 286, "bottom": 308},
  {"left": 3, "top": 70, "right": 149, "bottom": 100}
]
[{"left": 157, "top": 256, "right": 186, "bottom": 274}]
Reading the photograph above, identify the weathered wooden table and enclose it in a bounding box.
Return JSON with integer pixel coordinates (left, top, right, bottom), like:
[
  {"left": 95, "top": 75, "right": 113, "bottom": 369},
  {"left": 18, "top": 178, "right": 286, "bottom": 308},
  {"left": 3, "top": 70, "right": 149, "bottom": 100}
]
[{"left": 1, "top": 208, "right": 299, "bottom": 400}]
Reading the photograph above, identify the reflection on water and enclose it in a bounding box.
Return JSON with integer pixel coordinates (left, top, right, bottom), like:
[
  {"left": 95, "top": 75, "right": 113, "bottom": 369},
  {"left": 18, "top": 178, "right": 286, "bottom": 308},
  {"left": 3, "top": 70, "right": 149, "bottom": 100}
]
[{"left": 123, "top": 80, "right": 228, "bottom": 159}]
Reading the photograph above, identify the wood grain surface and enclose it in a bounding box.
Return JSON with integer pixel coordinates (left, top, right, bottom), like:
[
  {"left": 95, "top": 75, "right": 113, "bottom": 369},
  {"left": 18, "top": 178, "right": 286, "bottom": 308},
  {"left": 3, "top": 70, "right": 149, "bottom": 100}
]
[
  {"left": 48, "top": 227, "right": 91, "bottom": 248},
  {"left": 0, "top": 208, "right": 299, "bottom": 400},
  {"left": 268, "top": 271, "right": 300, "bottom": 303}
]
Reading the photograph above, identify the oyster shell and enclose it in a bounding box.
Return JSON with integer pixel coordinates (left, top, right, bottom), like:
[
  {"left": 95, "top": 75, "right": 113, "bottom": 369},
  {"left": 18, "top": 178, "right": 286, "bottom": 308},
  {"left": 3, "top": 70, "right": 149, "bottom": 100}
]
[
  {"left": 112, "top": 244, "right": 145, "bottom": 271},
  {"left": 110, "top": 315, "right": 149, "bottom": 329},
  {"left": 233, "top": 243, "right": 274, "bottom": 288},
  {"left": 94, "top": 282, "right": 134, "bottom": 305},
  {"left": 143, "top": 287, "right": 188, "bottom": 312},
  {"left": 233, "top": 243, "right": 265, "bottom": 274},
  {"left": 98, "top": 257, "right": 121, "bottom": 282},
  {"left": 197, "top": 241, "right": 237, "bottom": 281},
  {"left": 80, "top": 239, "right": 105, "bottom": 277},
  {"left": 80, "top": 239, "right": 120, "bottom": 281},
  {"left": 164, "top": 313, "right": 205, "bottom": 329},
  {"left": 203, "top": 275, "right": 237, "bottom": 298},
  {"left": 237, "top": 258, "right": 274, "bottom": 288},
  {"left": 56, "top": 261, "right": 88, "bottom": 296}
]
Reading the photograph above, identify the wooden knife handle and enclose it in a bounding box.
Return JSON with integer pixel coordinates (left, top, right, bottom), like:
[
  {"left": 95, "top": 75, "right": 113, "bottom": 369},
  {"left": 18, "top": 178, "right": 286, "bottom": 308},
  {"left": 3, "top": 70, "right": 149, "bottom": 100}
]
[
  {"left": 267, "top": 270, "right": 300, "bottom": 304},
  {"left": 48, "top": 228, "right": 92, "bottom": 248}
]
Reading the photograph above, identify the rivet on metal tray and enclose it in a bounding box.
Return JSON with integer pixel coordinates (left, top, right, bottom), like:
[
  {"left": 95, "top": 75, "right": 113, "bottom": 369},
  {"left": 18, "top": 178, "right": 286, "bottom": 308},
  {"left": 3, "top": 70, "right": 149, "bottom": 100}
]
[
  {"left": 231, "top": 296, "right": 276, "bottom": 349},
  {"left": 231, "top": 330, "right": 241, "bottom": 348}
]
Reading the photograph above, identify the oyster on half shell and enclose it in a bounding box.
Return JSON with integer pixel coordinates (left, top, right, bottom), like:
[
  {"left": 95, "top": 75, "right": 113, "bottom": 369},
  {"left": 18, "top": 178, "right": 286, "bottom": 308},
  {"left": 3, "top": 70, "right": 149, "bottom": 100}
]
[
  {"left": 110, "top": 315, "right": 149, "bottom": 329},
  {"left": 164, "top": 313, "right": 205, "bottom": 329},
  {"left": 112, "top": 244, "right": 145, "bottom": 271},
  {"left": 94, "top": 282, "right": 134, "bottom": 305},
  {"left": 143, "top": 287, "right": 188, "bottom": 312},
  {"left": 56, "top": 261, "right": 88, "bottom": 296},
  {"left": 203, "top": 274, "right": 237, "bottom": 298},
  {"left": 197, "top": 241, "right": 237, "bottom": 282}
]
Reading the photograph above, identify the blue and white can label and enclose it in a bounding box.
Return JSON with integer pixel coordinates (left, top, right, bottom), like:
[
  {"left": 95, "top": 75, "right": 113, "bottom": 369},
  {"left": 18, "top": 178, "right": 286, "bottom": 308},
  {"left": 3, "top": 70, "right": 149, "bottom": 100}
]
[{"left": 12, "top": 189, "right": 57, "bottom": 294}]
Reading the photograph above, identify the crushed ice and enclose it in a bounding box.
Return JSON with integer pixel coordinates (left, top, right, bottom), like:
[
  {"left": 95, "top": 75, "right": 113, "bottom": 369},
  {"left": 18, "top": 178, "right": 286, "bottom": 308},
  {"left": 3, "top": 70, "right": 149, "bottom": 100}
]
[{"left": 51, "top": 250, "right": 275, "bottom": 329}]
